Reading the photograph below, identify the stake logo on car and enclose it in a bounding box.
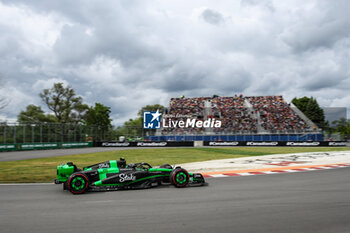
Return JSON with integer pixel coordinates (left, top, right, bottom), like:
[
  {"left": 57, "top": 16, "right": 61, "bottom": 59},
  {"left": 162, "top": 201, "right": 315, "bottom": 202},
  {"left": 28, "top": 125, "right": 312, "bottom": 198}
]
[{"left": 119, "top": 173, "right": 136, "bottom": 182}]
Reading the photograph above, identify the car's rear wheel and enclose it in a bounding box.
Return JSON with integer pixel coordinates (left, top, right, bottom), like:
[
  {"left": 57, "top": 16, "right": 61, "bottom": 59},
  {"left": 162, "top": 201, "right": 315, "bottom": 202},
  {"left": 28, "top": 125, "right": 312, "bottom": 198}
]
[
  {"left": 67, "top": 173, "right": 89, "bottom": 194},
  {"left": 170, "top": 168, "right": 189, "bottom": 188}
]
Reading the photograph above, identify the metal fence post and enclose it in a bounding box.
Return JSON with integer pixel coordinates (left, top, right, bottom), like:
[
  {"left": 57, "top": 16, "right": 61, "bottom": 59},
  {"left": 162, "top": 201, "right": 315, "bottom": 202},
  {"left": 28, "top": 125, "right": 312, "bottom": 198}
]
[
  {"left": 23, "top": 124, "right": 25, "bottom": 143},
  {"left": 79, "top": 125, "right": 82, "bottom": 142},
  {"left": 55, "top": 124, "right": 57, "bottom": 142},
  {"left": 3, "top": 124, "right": 6, "bottom": 144},
  {"left": 40, "top": 123, "right": 42, "bottom": 143},
  {"left": 61, "top": 124, "right": 64, "bottom": 142},
  {"left": 31, "top": 125, "right": 34, "bottom": 143},
  {"left": 74, "top": 124, "right": 77, "bottom": 142},
  {"left": 14, "top": 124, "right": 16, "bottom": 144}
]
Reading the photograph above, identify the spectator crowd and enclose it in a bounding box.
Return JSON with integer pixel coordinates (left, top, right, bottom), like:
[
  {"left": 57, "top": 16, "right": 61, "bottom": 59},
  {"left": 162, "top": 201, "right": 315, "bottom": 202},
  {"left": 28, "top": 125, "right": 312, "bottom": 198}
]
[
  {"left": 160, "top": 95, "right": 314, "bottom": 135},
  {"left": 161, "top": 97, "right": 208, "bottom": 135},
  {"left": 210, "top": 97, "right": 257, "bottom": 134},
  {"left": 247, "top": 96, "right": 312, "bottom": 133}
]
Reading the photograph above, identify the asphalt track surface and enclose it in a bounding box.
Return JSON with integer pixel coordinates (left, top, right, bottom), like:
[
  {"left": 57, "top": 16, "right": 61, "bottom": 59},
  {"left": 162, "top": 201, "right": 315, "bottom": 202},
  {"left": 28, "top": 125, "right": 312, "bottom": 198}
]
[
  {"left": 0, "top": 147, "right": 170, "bottom": 162},
  {"left": 1, "top": 168, "right": 350, "bottom": 233}
]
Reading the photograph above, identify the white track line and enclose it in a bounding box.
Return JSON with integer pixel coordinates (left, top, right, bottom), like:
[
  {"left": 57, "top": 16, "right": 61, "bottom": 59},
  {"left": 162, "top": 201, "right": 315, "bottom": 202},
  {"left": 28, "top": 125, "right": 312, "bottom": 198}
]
[
  {"left": 281, "top": 169, "right": 301, "bottom": 173},
  {"left": 262, "top": 171, "right": 279, "bottom": 174},
  {"left": 210, "top": 174, "right": 229, "bottom": 178},
  {"left": 236, "top": 173, "right": 256, "bottom": 176}
]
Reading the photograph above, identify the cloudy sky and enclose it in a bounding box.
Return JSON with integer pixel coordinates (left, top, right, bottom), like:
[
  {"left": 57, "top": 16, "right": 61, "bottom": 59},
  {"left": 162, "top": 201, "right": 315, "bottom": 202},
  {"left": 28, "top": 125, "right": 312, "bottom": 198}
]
[{"left": 0, "top": 0, "right": 349, "bottom": 125}]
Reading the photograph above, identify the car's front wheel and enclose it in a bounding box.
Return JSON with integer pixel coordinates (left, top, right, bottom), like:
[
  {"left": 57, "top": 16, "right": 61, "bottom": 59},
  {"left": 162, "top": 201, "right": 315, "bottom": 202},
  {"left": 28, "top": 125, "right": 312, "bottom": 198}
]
[
  {"left": 67, "top": 173, "right": 89, "bottom": 194},
  {"left": 170, "top": 168, "right": 189, "bottom": 188}
]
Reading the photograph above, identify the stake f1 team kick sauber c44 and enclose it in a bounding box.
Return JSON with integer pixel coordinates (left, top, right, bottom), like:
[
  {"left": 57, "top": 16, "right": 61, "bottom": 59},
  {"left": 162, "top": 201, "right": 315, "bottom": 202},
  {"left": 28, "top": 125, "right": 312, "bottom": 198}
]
[{"left": 54, "top": 158, "right": 207, "bottom": 194}]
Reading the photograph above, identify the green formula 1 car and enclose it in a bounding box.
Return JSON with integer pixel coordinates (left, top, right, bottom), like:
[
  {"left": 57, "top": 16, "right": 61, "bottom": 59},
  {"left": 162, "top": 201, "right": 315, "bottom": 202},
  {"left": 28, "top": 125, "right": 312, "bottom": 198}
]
[{"left": 55, "top": 158, "right": 207, "bottom": 194}]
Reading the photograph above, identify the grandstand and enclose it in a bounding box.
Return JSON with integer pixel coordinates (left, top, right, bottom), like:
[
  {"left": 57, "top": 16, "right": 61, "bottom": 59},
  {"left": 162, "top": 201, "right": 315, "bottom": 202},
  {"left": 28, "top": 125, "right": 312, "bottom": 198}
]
[{"left": 148, "top": 95, "right": 322, "bottom": 142}]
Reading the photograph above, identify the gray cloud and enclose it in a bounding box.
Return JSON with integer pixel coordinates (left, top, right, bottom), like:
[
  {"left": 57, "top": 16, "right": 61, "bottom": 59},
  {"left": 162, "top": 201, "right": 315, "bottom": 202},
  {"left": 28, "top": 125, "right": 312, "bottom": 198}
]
[
  {"left": 281, "top": 0, "right": 350, "bottom": 52},
  {"left": 0, "top": 0, "right": 349, "bottom": 125},
  {"left": 201, "top": 9, "right": 225, "bottom": 25}
]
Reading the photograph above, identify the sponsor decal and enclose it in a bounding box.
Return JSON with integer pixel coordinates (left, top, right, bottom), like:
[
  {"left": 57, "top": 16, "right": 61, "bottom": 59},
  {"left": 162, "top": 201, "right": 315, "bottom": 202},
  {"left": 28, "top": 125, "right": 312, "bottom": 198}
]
[
  {"left": 209, "top": 142, "right": 239, "bottom": 146},
  {"left": 98, "top": 163, "right": 109, "bottom": 168},
  {"left": 119, "top": 173, "right": 136, "bottom": 182},
  {"left": 102, "top": 142, "right": 130, "bottom": 147},
  {"left": 246, "top": 142, "right": 279, "bottom": 146},
  {"left": 0, "top": 145, "right": 15, "bottom": 149},
  {"left": 137, "top": 142, "right": 167, "bottom": 146},
  {"left": 328, "top": 142, "right": 347, "bottom": 146},
  {"left": 22, "top": 143, "right": 57, "bottom": 148},
  {"left": 286, "top": 142, "right": 320, "bottom": 146},
  {"left": 62, "top": 143, "right": 89, "bottom": 147},
  {"left": 99, "top": 141, "right": 347, "bottom": 148},
  {"left": 193, "top": 174, "right": 203, "bottom": 178}
]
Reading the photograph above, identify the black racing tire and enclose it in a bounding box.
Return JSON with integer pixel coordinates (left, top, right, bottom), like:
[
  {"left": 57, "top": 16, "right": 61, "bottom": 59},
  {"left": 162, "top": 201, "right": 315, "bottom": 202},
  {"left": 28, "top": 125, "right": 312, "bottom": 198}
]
[
  {"left": 170, "top": 168, "right": 189, "bottom": 188},
  {"left": 67, "top": 173, "right": 89, "bottom": 194}
]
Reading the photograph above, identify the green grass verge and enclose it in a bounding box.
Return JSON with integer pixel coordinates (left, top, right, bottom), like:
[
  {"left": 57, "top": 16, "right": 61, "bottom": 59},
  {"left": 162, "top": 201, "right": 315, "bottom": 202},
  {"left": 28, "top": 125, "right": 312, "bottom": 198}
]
[{"left": 1, "top": 147, "right": 349, "bottom": 183}]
